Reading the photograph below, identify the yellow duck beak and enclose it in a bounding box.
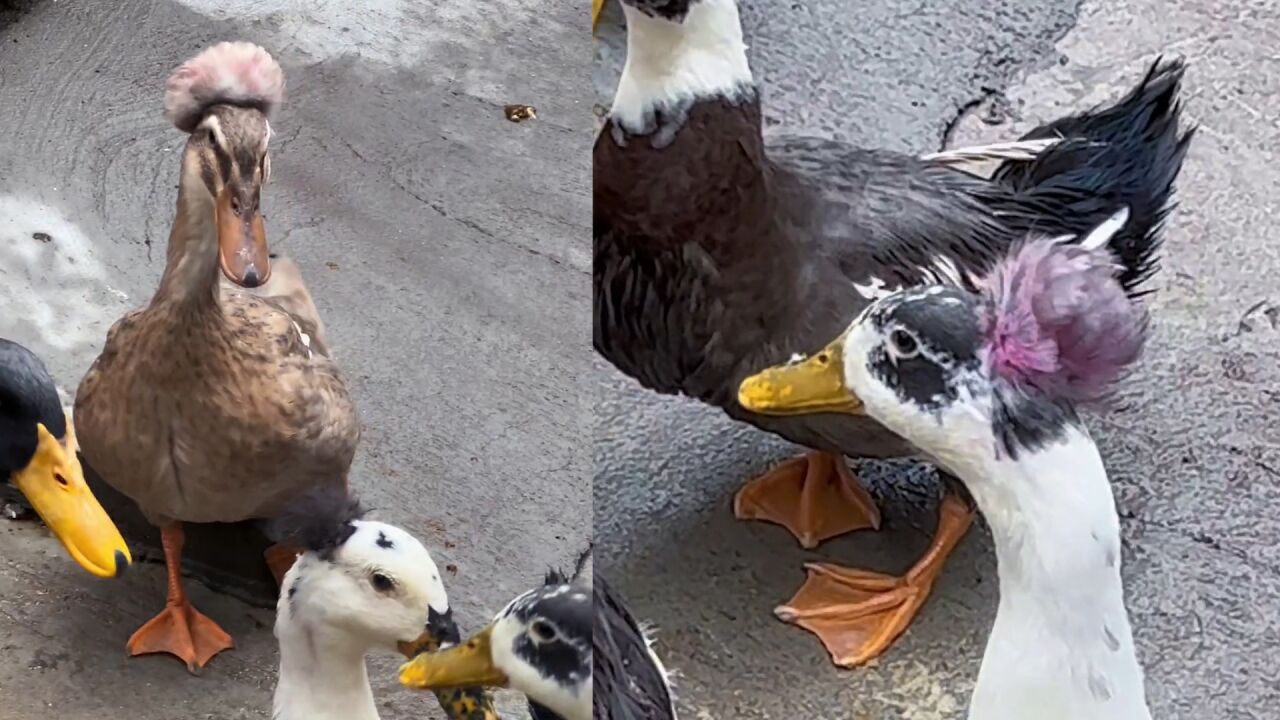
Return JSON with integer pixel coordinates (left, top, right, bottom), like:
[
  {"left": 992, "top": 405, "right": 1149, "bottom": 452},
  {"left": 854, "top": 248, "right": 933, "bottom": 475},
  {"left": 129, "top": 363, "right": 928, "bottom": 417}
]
[
  {"left": 399, "top": 623, "right": 509, "bottom": 691},
  {"left": 10, "top": 415, "right": 131, "bottom": 578},
  {"left": 592, "top": 0, "right": 605, "bottom": 32},
  {"left": 738, "top": 333, "right": 866, "bottom": 416}
]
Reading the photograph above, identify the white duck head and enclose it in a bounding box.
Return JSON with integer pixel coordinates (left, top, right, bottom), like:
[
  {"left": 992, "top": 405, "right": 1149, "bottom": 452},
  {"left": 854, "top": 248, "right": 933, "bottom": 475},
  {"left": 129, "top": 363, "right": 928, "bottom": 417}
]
[
  {"left": 399, "top": 570, "right": 593, "bottom": 720},
  {"left": 271, "top": 494, "right": 454, "bottom": 720},
  {"left": 738, "top": 215, "right": 1155, "bottom": 719}
]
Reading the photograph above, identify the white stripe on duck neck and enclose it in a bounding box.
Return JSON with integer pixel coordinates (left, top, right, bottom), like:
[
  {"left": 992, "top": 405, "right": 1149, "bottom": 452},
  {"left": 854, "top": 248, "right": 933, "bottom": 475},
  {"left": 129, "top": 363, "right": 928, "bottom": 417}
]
[
  {"left": 611, "top": 0, "right": 754, "bottom": 133},
  {"left": 936, "top": 427, "right": 1150, "bottom": 720}
]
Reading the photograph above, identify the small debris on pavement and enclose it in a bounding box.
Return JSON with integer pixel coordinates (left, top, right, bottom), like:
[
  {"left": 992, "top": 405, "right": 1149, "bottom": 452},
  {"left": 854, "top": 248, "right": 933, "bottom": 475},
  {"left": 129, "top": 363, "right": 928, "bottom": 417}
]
[
  {"left": 31, "top": 232, "right": 51, "bottom": 243},
  {"left": 503, "top": 104, "right": 536, "bottom": 123}
]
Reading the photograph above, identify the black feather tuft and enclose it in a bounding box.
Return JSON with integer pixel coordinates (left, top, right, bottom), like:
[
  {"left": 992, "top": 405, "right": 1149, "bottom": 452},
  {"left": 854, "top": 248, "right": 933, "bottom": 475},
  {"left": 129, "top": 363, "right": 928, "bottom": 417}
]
[
  {"left": 991, "top": 56, "right": 1195, "bottom": 298},
  {"left": 544, "top": 567, "right": 570, "bottom": 586},
  {"left": 263, "top": 485, "right": 366, "bottom": 560}
]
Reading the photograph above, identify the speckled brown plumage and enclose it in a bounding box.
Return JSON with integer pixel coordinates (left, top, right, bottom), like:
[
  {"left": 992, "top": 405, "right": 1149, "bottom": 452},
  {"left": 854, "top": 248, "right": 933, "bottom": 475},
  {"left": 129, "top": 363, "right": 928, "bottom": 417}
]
[{"left": 75, "top": 145, "right": 358, "bottom": 530}]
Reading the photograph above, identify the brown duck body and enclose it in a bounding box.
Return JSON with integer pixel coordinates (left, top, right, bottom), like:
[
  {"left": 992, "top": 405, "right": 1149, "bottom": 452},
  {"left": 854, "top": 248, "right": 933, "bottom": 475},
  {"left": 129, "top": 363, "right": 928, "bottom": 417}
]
[{"left": 75, "top": 186, "right": 358, "bottom": 527}]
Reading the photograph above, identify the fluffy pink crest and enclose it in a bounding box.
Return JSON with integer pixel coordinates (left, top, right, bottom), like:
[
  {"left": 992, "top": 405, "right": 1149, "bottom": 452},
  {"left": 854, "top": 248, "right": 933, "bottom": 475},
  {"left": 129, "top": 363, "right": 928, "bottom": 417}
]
[
  {"left": 979, "top": 238, "right": 1148, "bottom": 403},
  {"left": 163, "top": 41, "right": 285, "bottom": 132}
]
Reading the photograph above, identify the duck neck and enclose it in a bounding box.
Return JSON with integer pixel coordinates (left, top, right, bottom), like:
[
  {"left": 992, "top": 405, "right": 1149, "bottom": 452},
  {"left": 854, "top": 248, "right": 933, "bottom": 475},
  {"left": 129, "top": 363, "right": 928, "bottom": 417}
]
[
  {"left": 945, "top": 428, "right": 1149, "bottom": 720},
  {"left": 598, "top": 0, "right": 767, "bottom": 250},
  {"left": 152, "top": 151, "right": 221, "bottom": 314},
  {"left": 611, "top": 0, "right": 753, "bottom": 132},
  {"left": 273, "top": 616, "right": 380, "bottom": 720}
]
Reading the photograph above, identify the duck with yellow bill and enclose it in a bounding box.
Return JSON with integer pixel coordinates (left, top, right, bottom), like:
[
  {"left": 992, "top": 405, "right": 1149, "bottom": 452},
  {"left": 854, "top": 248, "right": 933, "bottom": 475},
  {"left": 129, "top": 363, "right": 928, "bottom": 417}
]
[
  {"left": 737, "top": 224, "right": 1155, "bottom": 719},
  {"left": 400, "top": 569, "right": 597, "bottom": 720},
  {"left": 1, "top": 338, "right": 131, "bottom": 579}
]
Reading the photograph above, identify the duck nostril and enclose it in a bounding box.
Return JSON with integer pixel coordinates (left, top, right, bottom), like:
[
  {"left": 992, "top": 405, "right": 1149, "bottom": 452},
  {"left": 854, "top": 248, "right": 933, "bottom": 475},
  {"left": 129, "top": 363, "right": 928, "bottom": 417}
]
[
  {"left": 54, "top": 472, "right": 68, "bottom": 487},
  {"left": 241, "top": 267, "right": 262, "bottom": 288},
  {"left": 230, "top": 195, "right": 242, "bottom": 215}
]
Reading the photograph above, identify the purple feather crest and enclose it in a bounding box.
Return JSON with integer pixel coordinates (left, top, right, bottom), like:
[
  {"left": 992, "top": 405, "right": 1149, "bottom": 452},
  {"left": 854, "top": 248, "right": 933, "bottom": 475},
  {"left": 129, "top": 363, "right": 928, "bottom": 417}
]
[{"left": 978, "top": 239, "right": 1148, "bottom": 403}]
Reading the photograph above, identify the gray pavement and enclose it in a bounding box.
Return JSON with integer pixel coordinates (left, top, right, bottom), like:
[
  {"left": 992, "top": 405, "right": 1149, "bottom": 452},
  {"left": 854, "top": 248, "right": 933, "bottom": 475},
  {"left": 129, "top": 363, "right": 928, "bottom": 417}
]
[
  {"left": 0, "top": 0, "right": 590, "bottom": 717},
  {"left": 594, "top": 0, "right": 1280, "bottom": 717}
]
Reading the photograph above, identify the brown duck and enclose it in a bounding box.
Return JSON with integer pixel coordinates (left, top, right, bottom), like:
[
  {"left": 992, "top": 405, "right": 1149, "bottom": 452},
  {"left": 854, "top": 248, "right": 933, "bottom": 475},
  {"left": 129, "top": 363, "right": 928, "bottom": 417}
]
[
  {"left": 75, "top": 42, "right": 359, "bottom": 672},
  {"left": 594, "top": 0, "right": 1192, "bottom": 666}
]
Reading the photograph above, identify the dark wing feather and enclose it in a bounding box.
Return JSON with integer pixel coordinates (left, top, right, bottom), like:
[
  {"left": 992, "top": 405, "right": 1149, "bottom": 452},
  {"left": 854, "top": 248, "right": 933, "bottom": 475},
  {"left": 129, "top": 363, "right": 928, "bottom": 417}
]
[
  {"left": 593, "top": 576, "right": 676, "bottom": 720},
  {"left": 992, "top": 57, "right": 1194, "bottom": 295}
]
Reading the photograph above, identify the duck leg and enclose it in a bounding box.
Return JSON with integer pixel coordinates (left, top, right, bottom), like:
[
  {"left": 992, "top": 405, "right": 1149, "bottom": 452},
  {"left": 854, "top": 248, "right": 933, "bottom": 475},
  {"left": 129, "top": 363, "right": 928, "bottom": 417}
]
[
  {"left": 774, "top": 486, "right": 974, "bottom": 667},
  {"left": 128, "top": 524, "right": 234, "bottom": 672},
  {"left": 733, "top": 451, "right": 881, "bottom": 548},
  {"left": 264, "top": 543, "right": 302, "bottom": 587}
]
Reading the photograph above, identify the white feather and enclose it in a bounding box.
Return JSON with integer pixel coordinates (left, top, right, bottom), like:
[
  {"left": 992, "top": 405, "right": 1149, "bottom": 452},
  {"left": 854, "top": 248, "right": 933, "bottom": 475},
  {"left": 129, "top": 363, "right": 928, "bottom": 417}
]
[
  {"left": 921, "top": 138, "right": 1067, "bottom": 165},
  {"left": 1081, "top": 207, "right": 1131, "bottom": 251}
]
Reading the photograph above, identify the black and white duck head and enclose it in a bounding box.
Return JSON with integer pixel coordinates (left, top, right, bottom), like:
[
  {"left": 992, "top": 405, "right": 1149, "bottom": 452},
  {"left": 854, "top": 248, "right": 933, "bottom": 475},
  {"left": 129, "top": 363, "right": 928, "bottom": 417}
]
[
  {"left": 738, "top": 210, "right": 1147, "bottom": 479},
  {"left": 400, "top": 570, "right": 593, "bottom": 720},
  {"left": 271, "top": 493, "right": 454, "bottom": 720}
]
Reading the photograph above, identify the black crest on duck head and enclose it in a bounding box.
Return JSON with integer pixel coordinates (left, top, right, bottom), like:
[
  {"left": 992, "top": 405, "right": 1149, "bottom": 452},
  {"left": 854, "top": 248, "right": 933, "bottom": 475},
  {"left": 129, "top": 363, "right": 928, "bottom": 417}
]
[{"left": 264, "top": 485, "right": 366, "bottom": 560}]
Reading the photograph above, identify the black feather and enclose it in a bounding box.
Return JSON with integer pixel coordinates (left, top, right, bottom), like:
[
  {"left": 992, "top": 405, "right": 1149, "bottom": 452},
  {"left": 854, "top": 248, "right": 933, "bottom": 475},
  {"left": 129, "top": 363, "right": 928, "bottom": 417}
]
[
  {"left": 263, "top": 485, "right": 366, "bottom": 559},
  {"left": 0, "top": 338, "right": 67, "bottom": 477},
  {"left": 594, "top": 575, "right": 676, "bottom": 720},
  {"left": 992, "top": 56, "right": 1195, "bottom": 296}
]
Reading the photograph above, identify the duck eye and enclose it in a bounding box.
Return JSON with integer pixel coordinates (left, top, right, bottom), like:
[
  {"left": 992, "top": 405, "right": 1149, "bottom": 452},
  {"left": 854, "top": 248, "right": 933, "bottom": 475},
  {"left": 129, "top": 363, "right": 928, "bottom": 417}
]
[
  {"left": 530, "top": 620, "right": 557, "bottom": 642},
  {"left": 889, "top": 329, "right": 919, "bottom": 358},
  {"left": 370, "top": 573, "right": 395, "bottom": 593}
]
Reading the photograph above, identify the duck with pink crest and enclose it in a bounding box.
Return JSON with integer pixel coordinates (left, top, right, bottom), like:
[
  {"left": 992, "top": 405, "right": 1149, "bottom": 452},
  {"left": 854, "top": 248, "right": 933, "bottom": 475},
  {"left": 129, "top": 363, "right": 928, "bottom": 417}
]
[
  {"left": 74, "top": 41, "right": 359, "bottom": 672},
  {"left": 737, "top": 210, "right": 1153, "bottom": 720}
]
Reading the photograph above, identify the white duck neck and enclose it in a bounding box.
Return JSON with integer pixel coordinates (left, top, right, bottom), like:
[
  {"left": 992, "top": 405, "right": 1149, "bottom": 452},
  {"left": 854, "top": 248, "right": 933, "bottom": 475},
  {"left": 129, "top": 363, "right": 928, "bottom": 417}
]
[
  {"left": 611, "top": 0, "right": 754, "bottom": 132},
  {"left": 943, "top": 427, "right": 1151, "bottom": 720},
  {"left": 273, "top": 616, "right": 380, "bottom": 720}
]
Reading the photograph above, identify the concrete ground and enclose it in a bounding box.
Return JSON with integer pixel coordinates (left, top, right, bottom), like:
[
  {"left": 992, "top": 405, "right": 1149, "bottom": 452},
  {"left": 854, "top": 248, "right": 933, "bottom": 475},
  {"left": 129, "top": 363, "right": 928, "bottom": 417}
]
[
  {"left": 595, "top": 0, "right": 1280, "bottom": 718},
  {"left": 0, "top": 0, "right": 590, "bottom": 718}
]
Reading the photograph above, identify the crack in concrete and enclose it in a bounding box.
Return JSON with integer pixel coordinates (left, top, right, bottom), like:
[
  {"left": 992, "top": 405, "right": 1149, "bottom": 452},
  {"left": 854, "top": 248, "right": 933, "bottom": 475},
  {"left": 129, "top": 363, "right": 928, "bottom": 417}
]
[
  {"left": 938, "top": 89, "right": 1003, "bottom": 151},
  {"left": 935, "top": 0, "right": 1086, "bottom": 152}
]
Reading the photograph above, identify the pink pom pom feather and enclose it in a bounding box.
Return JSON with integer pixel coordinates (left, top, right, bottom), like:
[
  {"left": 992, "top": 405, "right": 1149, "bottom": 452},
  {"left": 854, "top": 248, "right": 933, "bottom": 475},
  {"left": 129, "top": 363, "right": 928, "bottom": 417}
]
[
  {"left": 978, "top": 238, "right": 1149, "bottom": 403},
  {"left": 163, "top": 41, "right": 285, "bottom": 133}
]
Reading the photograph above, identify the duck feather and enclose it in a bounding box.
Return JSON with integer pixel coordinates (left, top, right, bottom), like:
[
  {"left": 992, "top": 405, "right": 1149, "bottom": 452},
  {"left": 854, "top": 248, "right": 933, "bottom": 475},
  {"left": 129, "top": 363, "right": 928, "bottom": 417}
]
[{"left": 594, "top": 26, "right": 1191, "bottom": 460}]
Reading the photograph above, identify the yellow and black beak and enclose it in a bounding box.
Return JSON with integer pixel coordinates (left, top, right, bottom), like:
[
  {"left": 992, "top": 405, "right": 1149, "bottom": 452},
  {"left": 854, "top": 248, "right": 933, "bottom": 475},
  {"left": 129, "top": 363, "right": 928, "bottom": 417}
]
[
  {"left": 399, "top": 623, "right": 509, "bottom": 692},
  {"left": 738, "top": 333, "right": 866, "bottom": 416},
  {"left": 216, "top": 184, "right": 270, "bottom": 289},
  {"left": 10, "top": 416, "right": 131, "bottom": 578}
]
